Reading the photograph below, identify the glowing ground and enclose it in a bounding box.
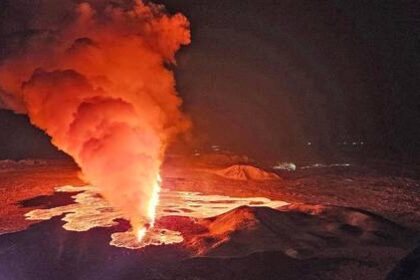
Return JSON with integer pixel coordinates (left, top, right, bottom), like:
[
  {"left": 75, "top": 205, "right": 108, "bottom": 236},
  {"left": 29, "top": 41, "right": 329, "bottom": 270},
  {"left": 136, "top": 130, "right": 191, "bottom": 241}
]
[{"left": 25, "top": 185, "right": 289, "bottom": 249}]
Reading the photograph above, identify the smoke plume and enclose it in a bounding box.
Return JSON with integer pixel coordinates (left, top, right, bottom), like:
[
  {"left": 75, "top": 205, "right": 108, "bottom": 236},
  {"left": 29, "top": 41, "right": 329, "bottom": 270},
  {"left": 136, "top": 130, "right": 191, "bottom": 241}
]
[{"left": 0, "top": 0, "right": 190, "bottom": 231}]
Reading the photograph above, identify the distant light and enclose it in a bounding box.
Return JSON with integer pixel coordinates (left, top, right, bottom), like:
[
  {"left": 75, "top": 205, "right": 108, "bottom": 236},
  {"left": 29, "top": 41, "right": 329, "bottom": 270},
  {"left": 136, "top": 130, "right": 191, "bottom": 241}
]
[
  {"left": 307, "top": 142, "right": 312, "bottom": 146},
  {"left": 211, "top": 145, "right": 220, "bottom": 152},
  {"left": 352, "top": 142, "right": 357, "bottom": 146},
  {"left": 273, "top": 162, "right": 296, "bottom": 171},
  {"left": 301, "top": 163, "right": 351, "bottom": 170}
]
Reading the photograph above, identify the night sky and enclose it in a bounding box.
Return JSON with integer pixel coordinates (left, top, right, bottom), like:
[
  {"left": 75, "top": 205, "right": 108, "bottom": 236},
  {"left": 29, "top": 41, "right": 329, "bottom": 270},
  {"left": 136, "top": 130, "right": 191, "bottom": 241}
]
[{"left": 0, "top": 0, "right": 419, "bottom": 162}]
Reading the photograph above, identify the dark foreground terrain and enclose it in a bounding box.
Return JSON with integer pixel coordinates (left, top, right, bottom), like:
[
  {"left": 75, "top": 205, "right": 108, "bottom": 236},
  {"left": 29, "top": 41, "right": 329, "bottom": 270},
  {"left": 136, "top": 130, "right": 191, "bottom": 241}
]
[{"left": 0, "top": 156, "right": 419, "bottom": 280}]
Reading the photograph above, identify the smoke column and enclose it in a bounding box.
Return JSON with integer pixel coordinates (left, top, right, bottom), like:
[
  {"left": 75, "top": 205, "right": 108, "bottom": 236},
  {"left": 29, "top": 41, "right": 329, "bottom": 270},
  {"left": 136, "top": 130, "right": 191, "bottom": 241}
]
[{"left": 0, "top": 0, "right": 190, "bottom": 232}]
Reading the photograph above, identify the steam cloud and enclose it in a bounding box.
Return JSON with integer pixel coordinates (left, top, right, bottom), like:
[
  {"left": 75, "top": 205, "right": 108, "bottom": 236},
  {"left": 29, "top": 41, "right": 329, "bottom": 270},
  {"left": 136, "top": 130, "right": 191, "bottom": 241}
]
[{"left": 0, "top": 0, "right": 190, "bottom": 230}]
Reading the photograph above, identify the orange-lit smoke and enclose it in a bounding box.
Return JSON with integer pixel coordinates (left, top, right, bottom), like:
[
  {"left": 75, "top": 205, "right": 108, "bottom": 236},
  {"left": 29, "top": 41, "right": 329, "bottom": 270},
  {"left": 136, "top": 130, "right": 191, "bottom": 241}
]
[{"left": 0, "top": 1, "right": 190, "bottom": 233}]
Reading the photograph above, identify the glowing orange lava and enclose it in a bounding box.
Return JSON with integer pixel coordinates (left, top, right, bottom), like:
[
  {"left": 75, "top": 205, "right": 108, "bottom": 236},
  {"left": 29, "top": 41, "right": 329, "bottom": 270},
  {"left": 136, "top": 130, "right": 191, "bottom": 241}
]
[
  {"left": 25, "top": 184, "right": 289, "bottom": 249},
  {"left": 137, "top": 174, "right": 162, "bottom": 242},
  {"left": 136, "top": 227, "right": 147, "bottom": 242}
]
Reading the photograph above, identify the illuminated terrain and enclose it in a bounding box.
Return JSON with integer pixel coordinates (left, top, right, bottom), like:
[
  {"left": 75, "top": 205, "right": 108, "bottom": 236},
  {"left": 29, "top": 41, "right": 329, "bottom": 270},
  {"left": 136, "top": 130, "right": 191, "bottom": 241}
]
[
  {"left": 0, "top": 160, "right": 419, "bottom": 279},
  {"left": 25, "top": 185, "right": 288, "bottom": 249}
]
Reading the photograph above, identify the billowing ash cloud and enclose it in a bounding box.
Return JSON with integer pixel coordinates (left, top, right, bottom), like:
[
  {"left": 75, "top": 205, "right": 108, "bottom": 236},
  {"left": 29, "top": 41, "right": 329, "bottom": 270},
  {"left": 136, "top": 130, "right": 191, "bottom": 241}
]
[{"left": 0, "top": 0, "right": 190, "bottom": 230}]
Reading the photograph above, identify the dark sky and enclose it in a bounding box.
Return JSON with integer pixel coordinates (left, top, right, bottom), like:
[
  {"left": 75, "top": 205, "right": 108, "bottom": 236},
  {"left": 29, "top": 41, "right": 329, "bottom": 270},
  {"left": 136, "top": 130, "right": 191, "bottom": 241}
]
[{"left": 0, "top": 0, "right": 419, "bottom": 162}]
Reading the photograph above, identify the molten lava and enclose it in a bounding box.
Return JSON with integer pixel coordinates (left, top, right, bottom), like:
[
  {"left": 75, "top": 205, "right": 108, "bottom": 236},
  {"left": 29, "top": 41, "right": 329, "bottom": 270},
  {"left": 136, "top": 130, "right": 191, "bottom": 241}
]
[
  {"left": 136, "top": 227, "right": 147, "bottom": 243},
  {"left": 148, "top": 175, "right": 162, "bottom": 227},
  {"left": 25, "top": 183, "right": 289, "bottom": 249},
  {"left": 137, "top": 174, "right": 161, "bottom": 242}
]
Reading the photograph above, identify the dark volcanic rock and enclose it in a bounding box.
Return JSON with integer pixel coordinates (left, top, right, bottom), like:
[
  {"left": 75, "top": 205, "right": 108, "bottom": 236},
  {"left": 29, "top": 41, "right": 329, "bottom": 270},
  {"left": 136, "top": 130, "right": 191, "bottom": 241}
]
[
  {"left": 182, "top": 204, "right": 417, "bottom": 258},
  {"left": 386, "top": 244, "right": 420, "bottom": 280},
  {"left": 0, "top": 204, "right": 417, "bottom": 280}
]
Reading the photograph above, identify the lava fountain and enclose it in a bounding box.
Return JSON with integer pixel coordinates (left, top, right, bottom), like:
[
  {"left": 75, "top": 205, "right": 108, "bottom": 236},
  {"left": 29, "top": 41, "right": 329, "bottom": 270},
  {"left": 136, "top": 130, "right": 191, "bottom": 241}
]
[
  {"left": 137, "top": 174, "right": 161, "bottom": 242},
  {"left": 0, "top": 0, "right": 190, "bottom": 237}
]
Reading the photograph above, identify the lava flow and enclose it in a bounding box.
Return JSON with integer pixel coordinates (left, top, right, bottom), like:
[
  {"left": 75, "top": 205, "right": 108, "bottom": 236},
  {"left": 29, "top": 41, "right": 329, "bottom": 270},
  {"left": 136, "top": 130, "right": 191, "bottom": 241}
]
[
  {"left": 25, "top": 183, "right": 289, "bottom": 249},
  {"left": 0, "top": 0, "right": 190, "bottom": 236}
]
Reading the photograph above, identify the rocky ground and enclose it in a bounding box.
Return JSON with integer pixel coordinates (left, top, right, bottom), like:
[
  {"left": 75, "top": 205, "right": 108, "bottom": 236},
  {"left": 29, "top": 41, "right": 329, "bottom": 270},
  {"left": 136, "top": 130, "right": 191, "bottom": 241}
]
[{"left": 0, "top": 155, "right": 419, "bottom": 280}]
